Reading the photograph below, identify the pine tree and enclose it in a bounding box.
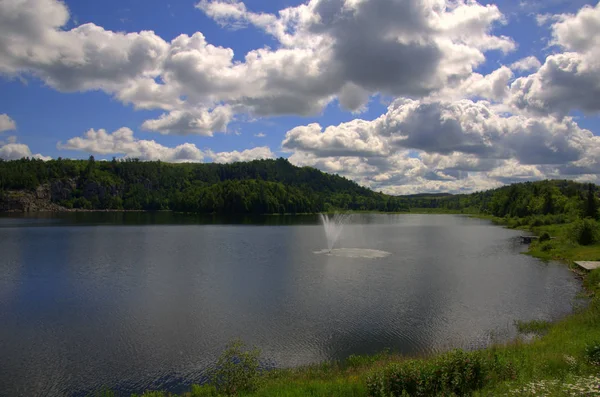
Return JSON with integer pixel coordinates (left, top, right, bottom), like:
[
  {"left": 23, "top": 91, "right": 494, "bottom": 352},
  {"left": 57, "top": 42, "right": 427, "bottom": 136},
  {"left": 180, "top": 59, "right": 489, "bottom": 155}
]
[{"left": 585, "top": 183, "right": 598, "bottom": 219}]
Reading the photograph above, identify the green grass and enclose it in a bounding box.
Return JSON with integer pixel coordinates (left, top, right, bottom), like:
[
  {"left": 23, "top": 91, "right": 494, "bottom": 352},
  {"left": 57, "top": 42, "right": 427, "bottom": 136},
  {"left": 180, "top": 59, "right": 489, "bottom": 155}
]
[
  {"left": 514, "top": 319, "right": 552, "bottom": 335},
  {"left": 408, "top": 207, "right": 480, "bottom": 214},
  {"left": 101, "top": 216, "right": 600, "bottom": 397},
  {"left": 474, "top": 215, "right": 600, "bottom": 263}
]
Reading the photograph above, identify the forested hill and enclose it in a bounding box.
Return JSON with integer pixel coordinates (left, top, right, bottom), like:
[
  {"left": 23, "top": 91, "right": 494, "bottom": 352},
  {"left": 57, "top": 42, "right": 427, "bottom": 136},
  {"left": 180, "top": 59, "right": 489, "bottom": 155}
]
[
  {"left": 404, "top": 180, "right": 599, "bottom": 221},
  {"left": 0, "top": 157, "right": 409, "bottom": 213}
]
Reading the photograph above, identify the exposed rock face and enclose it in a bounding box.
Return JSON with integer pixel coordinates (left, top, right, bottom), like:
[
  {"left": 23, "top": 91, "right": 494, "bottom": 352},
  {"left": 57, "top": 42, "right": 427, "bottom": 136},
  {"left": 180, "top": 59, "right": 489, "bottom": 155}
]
[
  {"left": 81, "top": 181, "right": 121, "bottom": 201},
  {"left": 0, "top": 178, "right": 123, "bottom": 212},
  {"left": 0, "top": 191, "right": 66, "bottom": 212},
  {"left": 51, "top": 179, "right": 77, "bottom": 202}
]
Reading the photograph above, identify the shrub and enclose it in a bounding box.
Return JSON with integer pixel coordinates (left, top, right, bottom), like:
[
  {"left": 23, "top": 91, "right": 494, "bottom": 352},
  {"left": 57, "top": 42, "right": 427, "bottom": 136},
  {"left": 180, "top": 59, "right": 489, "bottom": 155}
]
[
  {"left": 539, "top": 232, "right": 551, "bottom": 242},
  {"left": 540, "top": 242, "right": 554, "bottom": 252},
  {"left": 210, "top": 340, "right": 262, "bottom": 396},
  {"left": 366, "top": 350, "right": 486, "bottom": 396},
  {"left": 585, "top": 342, "right": 600, "bottom": 366},
  {"left": 514, "top": 319, "right": 551, "bottom": 335},
  {"left": 570, "top": 218, "right": 600, "bottom": 246},
  {"left": 529, "top": 217, "right": 544, "bottom": 227},
  {"left": 584, "top": 269, "right": 600, "bottom": 294},
  {"left": 346, "top": 350, "right": 389, "bottom": 368}
]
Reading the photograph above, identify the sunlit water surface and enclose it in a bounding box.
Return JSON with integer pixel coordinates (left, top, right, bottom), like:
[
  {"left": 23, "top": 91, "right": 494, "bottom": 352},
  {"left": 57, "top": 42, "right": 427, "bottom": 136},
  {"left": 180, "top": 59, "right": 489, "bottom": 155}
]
[{"left": 0, "top": 213, "right": 581, "bottom": 396}]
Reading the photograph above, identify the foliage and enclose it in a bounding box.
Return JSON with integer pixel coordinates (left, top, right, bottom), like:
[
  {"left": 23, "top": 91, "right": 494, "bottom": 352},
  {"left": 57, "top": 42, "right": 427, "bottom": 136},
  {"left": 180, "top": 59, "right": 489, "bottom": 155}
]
[
  {"left": 539, "top": 232, "right": 551, "bottom": 242},
  {"left": 514, "top": 320, "right": 551, "bottom": 335},
  {"left": 584, "top": 269, "right": 600, "bottom": 295},
  {"left": 2, "top": 159, "right": 599, "bottom": 217},
  {"left": 585, "top": 343, "right": 600, "bottom": 366},
  {"left": 210, "top": 340, "right": 262, "bottom": 395},
  {"left": 506, "top": 375, "right": 600, "bottom": 396},
  {"left": 585, "top": 183, "right": 599, "bottom": 220},
  {"left": 366, "top": 349, "right": 486, "bottom": 396},
  {"left": 0, "top": 158, "right": 410, "bottom": 214},
  {"left": 570, "top": 218, "right": 600, "bottom": 246},
  {"left": 406, "top": 180, "right": 597, "bottom": 221},
  {"left": 345, "top": 350, "right": 390, "bottom": 369}
]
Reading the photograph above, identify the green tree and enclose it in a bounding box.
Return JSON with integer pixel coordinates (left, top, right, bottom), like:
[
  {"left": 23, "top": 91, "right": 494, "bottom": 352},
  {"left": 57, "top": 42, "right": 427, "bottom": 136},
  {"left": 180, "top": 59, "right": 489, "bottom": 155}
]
[{"left": 585, "top": 183, "right": 599, "bottom": 219}]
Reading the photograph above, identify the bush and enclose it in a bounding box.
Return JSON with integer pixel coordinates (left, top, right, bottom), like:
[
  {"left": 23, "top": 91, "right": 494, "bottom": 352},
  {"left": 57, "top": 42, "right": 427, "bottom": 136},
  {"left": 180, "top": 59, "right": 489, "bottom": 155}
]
[
  {"left": 529, "top": 217, "right": 544, "bottom": 227},
  {"left": 514, "top": 319, "right": 551, "bottom": 335},
  {"left": 570, "top": 218, "right": 600, "bottom": 246},
  {"left": 73, "top": 197, "right": 93, "bottom": 209},
  {"left": 585, "top": 342, "right": 600, "bottom": 366},
  {"left": 584, "top": 269, "right": 600, "bottom": 294},
  {"left": 346, "top": 350, "right": 389, "bottom": 368},
  {"left": 539, "top": 232, "right": 551, "bottom": 242},
  {"left": 540, "top": 241, "right": 554, "bottom": 252},
  {"left": 366, "top": 350, "right": 486, "bottom": 396},
  {"left": 210, "top": 340, "right": 262, "bottom": 396}
]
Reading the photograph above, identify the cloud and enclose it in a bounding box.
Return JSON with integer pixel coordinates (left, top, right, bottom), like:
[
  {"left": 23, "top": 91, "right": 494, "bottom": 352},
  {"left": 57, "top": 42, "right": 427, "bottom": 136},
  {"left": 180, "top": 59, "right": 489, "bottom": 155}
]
[
  {"left": 282, "top": 97, "right": 600, "bottom": 193},
  {"left": 196, "top": 0, "right": 251, "bottom": 29},
  {"left": 434, "top": 66, "right": 514, "bottom": 102},
  {"left": 0, "top": 114, "right": 16, "bottom": 132},
  {"left": 254, "top": 132, "right": 266, "bottom": 138},
  {"left": 510, "top": 56, "right": 542, "bottom": 72},
  {"left": 207, "top": 146, "right": 275, "bottom": 163},
  {"left": 57, "top": 127, "right": 275, "bottom": 164},
  {"left": 0, "top": 0, "right": 168, "bottom": 92},
  {"left": 510, "top": 2, "right": 600, "bottom": 116},
  {"left": 0, "top": 0, "right": 516, "bottom": 125},
  {"left": 0, "top": 116, "right": 50, "bottom": 160},
  {"left": 283, "top": 120, "right": 388, "bottom": 158},
  {"left": 141, "top": 106, "right": 232, "bottom": 135},
  {"left": 57, "top": 127, "right": 205, "bottom": 162},
  {"left": 0, "top": 142, "right": 50, "bottom": 161}
]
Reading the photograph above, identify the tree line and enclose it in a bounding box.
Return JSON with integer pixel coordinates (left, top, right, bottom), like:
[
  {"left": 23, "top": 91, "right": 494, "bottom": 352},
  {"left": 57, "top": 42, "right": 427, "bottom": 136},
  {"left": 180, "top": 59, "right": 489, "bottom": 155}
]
[
  {"left": 0, "top": 157, "right": 410, "bottom": 213},
  {"left": 404, "top": 180, "right": 599, "bottom": 220},
  {"left": 2, "top": 157, "right": 598, "bottom": 218}
]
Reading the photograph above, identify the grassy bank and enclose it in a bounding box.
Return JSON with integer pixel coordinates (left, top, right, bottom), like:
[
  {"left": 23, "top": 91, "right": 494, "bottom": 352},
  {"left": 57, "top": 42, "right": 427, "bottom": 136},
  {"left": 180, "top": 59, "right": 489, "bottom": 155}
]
[
  {"left": 480, "top": 215, "right": 600, "bottom": 264},
  {"left": 408, "top": 207, "right": 479, "bottom": 214},
  {"left": 99, "top": 216, "right": 600, "bottom": 397}
]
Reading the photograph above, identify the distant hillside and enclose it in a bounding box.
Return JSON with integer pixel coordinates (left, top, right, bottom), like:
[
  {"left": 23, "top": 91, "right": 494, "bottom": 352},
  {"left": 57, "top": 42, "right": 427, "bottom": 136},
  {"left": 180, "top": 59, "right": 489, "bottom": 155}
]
[
  {"left": 402, "top": 180, "right": 599, "bottom": 220},
  {"left": 400, "top": 193, "right": 454, "bottom": 199},
  {"left": 0, "top": 157, "right": 409, "bottom": 213}
]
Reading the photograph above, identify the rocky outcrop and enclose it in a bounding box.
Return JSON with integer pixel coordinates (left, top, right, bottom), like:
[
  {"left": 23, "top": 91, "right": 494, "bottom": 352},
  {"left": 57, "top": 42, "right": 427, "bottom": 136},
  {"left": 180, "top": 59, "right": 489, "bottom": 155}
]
[
  {"left": 0, "top": 178, "right": 124, "bottom": 212},
  {"left": 81, "top": 181, "right": 120, "bottom": 201},
  {"left": 0, "top": 191, "right": 67, "bottom": 212},
  {"left": 51, "top": 179, "right": 77, "bottom": 202}
]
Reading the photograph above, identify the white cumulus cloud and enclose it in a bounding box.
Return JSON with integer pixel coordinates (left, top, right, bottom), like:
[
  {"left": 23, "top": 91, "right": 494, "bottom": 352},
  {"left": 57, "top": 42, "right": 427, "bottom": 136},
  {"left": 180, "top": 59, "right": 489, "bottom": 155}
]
[
  {"left": 282, "top": 97, "right": 600, "bottom": 193},
  {"left": 510, "top": 56, "right": 542, "bottom": 72},
  {"left": 207, "top": 146, "right": 275, "bottom": 163},
  {"left": 0, "top": 0, "right": 516, "bottom": 125},
  {"left": 509, "top": 2, "right": 600, "bottom": 116},
  {"left": 0, "top": 142, "right": 50, "bottom": 161},
  {"left": 141, "top": 106, "right": 233, "bottom": 136},
  {"left": 57, "top": 127, "right": 205, "bottom": 162},
  {"left": 0, "top": 114, "right": 16, "bottom": 133}
]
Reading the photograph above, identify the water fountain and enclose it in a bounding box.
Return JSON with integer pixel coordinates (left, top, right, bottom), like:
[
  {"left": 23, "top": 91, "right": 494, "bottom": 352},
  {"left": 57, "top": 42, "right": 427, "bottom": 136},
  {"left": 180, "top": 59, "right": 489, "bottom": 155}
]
[
  {"left": 316, "top": 212, "right": 391, "bottom": 259},
  {"left": 319, "top": 212, "right": 352, "bottom": 252}
]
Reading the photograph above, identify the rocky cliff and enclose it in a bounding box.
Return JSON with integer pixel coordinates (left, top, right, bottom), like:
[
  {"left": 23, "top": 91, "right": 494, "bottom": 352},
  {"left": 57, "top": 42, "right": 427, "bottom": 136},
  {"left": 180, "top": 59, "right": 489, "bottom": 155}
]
[
  {"left": 0, "top": 178, "right": 122, "bottom": 212},
  {"left": 0, "top": 190, "right": 67, "bottom": 212}
]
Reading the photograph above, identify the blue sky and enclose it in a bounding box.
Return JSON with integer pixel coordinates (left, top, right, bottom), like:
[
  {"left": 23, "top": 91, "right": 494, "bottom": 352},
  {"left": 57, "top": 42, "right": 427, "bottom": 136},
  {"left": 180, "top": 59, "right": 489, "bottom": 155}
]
[{"left": 1, "top": 0, "right": 600, "bottom": 193}]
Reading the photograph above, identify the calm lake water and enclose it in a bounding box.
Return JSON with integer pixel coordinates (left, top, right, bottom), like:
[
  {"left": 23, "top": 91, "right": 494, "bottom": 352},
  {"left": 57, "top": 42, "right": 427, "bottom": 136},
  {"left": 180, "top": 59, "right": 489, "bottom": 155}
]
[{"left": 0, "top": 213, "right": 581, "bottom": 396}]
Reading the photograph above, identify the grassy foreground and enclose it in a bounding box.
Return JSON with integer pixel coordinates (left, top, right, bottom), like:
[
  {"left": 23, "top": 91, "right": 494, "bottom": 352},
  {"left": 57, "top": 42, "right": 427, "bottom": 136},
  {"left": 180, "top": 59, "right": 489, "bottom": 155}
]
[{"left": 100, "top": 217, "right": 600, "bottom": 397}]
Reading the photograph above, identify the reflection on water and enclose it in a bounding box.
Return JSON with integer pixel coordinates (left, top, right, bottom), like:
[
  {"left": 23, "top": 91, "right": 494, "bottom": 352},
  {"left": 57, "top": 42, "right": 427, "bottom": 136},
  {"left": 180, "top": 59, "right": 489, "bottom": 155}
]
[
  {"left": 314, "top": 248, "right": 391, "bottom": 258},
  {"left": 0, "top": 213, "right": 581, "bottom": 396}
]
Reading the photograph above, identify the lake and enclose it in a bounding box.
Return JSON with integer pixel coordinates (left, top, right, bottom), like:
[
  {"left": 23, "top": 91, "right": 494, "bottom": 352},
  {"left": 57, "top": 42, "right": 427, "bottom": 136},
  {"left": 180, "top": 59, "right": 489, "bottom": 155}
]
[{"left": 0, "top": 213, "right": 581, "bottom": 396}]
